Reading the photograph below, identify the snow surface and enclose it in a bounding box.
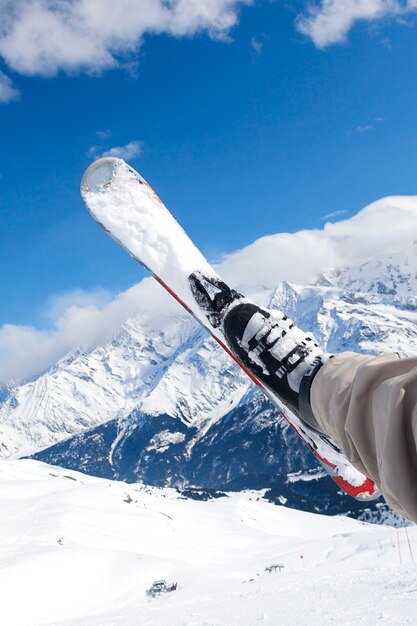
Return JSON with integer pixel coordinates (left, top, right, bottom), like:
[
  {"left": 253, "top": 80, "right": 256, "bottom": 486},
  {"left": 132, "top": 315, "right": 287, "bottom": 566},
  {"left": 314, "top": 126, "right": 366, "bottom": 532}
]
[{"left": 1, "top": 459, "right": 416, "bottom": 626}]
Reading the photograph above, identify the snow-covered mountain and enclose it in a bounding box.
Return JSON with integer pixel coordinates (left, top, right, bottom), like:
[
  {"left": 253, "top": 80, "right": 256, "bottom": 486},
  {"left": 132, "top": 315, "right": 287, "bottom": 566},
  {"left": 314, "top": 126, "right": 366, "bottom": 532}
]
[
  {"left": 2, "top": 229, "right": 417, "bottom": 518},
  {"left": 0, "top": 313, "right": 251, "bottom": 459},
  {"left": 4, "top": 242, "right": 417, "bottom": 457},
  {"left": 324, "top": 240, "right": 417, "bottom": 300},
  {"left": 0, "top": 459, "right": 415, "bottom": 626}
]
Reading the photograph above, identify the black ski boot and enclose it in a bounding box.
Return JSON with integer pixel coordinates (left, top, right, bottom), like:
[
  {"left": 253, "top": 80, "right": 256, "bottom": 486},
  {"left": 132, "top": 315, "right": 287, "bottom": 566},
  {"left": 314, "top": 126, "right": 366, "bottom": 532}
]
[{"left": 222, "top": 302, "right": 330, "bottom": 433}]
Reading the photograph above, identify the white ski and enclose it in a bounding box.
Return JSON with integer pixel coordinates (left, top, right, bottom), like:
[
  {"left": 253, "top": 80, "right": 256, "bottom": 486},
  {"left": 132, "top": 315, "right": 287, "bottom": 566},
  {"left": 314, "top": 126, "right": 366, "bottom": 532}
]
[{"left": 81, "top": 157, "right": 380, "bottom": 501}]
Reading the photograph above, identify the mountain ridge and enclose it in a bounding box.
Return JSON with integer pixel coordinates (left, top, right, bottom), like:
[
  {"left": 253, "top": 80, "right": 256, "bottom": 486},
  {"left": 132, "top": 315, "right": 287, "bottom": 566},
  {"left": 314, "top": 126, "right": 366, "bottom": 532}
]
[
  {"left": 3, "top": 239, "right": 417, "bottom": 459},
  {"left": 3, "top": 227, "right": 417, "bottom": 520}
]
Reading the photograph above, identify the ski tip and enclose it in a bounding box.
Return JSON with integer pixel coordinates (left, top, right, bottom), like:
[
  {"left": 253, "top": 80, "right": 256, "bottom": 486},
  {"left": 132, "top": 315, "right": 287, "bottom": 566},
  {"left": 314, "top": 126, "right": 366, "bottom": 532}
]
[{"left": 81, "top": 157, "right": 125, "bottom": 196}]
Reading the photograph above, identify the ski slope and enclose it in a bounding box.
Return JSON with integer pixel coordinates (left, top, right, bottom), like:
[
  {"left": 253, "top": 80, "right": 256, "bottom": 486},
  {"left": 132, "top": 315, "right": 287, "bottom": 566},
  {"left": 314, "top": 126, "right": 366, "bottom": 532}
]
[{"left": 0, "top": 460, "right": 415, "bottom": 626}]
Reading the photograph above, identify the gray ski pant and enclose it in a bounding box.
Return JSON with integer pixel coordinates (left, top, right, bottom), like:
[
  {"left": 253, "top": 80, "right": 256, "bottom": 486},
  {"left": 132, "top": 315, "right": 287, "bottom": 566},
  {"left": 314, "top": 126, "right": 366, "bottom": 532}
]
[{"left": 310, "top": 352, "right": 417, "bottom": 523}]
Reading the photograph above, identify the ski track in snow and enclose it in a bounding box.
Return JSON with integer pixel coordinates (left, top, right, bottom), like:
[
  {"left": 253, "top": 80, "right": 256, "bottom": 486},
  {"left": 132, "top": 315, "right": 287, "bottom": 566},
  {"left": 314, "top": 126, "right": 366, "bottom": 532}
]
[{"left": 0, "top": 459, "right": 416, "bottom": 626}]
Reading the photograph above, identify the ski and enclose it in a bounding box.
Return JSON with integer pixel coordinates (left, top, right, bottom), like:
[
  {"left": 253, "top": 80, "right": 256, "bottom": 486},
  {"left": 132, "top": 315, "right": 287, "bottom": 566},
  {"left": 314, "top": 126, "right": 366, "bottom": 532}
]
[{"left": 81, "top": 157, "right": 380, "bottom": 501}]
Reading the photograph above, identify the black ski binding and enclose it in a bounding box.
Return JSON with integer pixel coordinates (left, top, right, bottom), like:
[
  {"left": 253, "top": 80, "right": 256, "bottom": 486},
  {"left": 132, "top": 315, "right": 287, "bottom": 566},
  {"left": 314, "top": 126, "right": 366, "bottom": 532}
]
[{"left": 188, "top": 271, "right": 242, "bottom": 328}]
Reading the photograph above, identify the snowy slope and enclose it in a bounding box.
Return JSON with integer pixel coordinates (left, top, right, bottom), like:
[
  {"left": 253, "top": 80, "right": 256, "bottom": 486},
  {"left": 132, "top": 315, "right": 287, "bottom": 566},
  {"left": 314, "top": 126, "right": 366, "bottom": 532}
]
[{"left": 0, "top": 459, "right": 415, "bottom": 626}]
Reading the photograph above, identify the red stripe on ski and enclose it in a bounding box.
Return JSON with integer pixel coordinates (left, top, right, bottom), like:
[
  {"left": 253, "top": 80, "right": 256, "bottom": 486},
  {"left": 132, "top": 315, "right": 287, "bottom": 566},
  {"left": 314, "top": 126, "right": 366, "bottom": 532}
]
[
  {"left": 331, "top": 473, "right": 377, "bottom": 498},
  {"left": 213, "top": 337, "right": 264, "bottom": 388},
  {"left": 154, "top": 275, "right": 193, "bottom": 315},
  {"left": 310, "top": 450, "right": 377, "bottom": 497}
]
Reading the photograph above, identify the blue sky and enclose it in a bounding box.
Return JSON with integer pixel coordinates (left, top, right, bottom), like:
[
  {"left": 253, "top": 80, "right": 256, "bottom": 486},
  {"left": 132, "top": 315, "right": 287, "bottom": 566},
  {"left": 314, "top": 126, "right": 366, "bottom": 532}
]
[{"left": 1, "top": 0, "right": 417, "bottom": 335}]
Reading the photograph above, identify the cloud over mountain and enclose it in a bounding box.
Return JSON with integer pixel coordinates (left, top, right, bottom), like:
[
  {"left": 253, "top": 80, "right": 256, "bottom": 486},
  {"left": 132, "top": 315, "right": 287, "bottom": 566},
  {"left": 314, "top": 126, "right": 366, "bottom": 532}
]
[
  {"left": 0, "top": 280, "right": 181, "bottom": 383},
  {"left": 1, "top": 192, "right": 417, "bottom": 383},
  {"left": 221, "top": 195, "right": 417, "bottom": 288}
]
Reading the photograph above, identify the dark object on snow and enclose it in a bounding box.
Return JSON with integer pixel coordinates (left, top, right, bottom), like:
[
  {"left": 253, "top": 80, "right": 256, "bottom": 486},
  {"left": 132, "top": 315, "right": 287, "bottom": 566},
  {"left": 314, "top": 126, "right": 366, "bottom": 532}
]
[
  {"left": 265, "top": 564, "right": 284, "bottom": 574},
  {"left": 146, "top": 580, "right": 177, "bottom": 598}
]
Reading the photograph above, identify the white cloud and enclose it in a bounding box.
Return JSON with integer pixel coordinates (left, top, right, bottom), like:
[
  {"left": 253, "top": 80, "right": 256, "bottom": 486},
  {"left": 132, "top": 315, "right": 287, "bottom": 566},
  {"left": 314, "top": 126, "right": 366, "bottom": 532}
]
[
  {"left": 250, "top": 36, "right": 263, "bottom": 55},
  {"left": 320, "top": 209, "right": 347, "bottom": 220},
  {"left": 220, "top": 194, "right": 417, "bottom": 289},
  {"left": 96, "top": 130, "right": 112, "bottom": 140},
  {"left": 102, "top": 140, "right": 143, "bottom": 160},
  {"left": 0, "top": 280, "right": 182, "bottom": 383},
  {"left": 43, "top": 287, "right": 113, "bottom": 322},
  {"left": 87, "top": 140, "right": 143, "bottom": 161},
  {"left": 0, "top": 70, "right": 19, "bottom": 103},
  {"left": 296, "top": 0, "right": 417, "bottom": 48},
  {"left": 2, "top": 193, "right": 417, "bottom": 383},
  {"left": 355, "top": 124, "right": 375, "bottom": 134},
  {"left": 0, "top": 0, "right": 251, "bottom": 80},
  {"left": 354, "top": 116, "right": 385, "bottom": 134}
]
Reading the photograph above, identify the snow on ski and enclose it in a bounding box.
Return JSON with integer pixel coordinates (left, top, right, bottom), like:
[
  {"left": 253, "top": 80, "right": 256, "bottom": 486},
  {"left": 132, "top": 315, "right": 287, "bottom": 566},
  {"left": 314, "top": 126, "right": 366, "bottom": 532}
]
[{"left": 81, "top": 157, "right": 380, "bottom": 501}]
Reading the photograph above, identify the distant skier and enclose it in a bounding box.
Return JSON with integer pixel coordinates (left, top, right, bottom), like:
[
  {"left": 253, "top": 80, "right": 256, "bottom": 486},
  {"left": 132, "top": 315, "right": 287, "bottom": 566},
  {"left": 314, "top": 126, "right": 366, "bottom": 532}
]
[{"left": 222, "top": 300, "right": 417, "bottom": 524}]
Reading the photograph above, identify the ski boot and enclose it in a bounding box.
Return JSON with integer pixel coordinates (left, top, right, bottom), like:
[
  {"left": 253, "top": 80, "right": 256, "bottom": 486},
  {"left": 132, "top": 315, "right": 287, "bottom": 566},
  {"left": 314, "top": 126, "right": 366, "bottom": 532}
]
[
  {"left": 188, "top": 271, "right": 330, "bottom": 434},
  {"left": 222, "top": 301, "right": 331, "bottom": 433}
]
